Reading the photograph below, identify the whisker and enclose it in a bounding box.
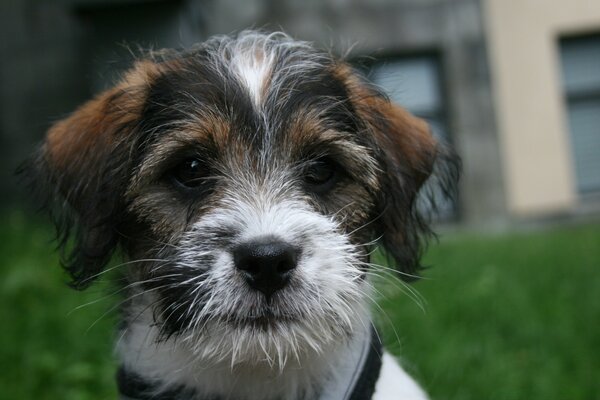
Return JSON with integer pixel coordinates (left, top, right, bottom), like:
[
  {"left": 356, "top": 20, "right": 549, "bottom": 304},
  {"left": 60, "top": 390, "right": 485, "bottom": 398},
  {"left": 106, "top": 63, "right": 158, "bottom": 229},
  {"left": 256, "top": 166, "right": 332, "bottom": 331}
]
[
  {"left": 83, "top": 283, "right": 180, "bottom": 334},
  {"left": 80, "top": 258, "right": 170, "bottom": 282},
  {"left": 365, "top": 270, "right": 427, "bottom": 312}
]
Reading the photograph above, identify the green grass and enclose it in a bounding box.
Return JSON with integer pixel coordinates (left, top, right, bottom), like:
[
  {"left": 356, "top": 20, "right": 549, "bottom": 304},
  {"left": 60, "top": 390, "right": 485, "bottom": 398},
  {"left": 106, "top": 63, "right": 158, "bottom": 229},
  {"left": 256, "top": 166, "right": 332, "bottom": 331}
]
[
  {"left": 2, "top": 210, "right": 599, "bottom": 399},
  {"left": 376, "top": 223, "right": 600, "bottom": 400},
  {"left": 1, "top": 212, "right": 117, "bottom": 400}
]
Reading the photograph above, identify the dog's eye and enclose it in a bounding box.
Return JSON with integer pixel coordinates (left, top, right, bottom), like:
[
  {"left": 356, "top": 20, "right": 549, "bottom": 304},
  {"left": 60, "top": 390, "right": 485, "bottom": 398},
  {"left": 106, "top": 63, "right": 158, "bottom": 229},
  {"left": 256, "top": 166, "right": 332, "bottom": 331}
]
[
  {"left": 303, "top": 158, "right": 338, "bottom": 193},
  {"left": 170, "top": 158, "right": 207, "bottom": 189}
]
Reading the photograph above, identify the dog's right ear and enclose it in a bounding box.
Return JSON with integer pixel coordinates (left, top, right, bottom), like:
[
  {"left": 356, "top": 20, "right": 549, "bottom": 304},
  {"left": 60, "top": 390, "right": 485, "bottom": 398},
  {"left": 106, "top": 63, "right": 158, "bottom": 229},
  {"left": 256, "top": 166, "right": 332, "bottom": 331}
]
[
  {"left": 23, "top": 61, "right": 160, "bottom": 289},
  {"left": 333, "top": 63, "right": 459, "bottom": 280}
]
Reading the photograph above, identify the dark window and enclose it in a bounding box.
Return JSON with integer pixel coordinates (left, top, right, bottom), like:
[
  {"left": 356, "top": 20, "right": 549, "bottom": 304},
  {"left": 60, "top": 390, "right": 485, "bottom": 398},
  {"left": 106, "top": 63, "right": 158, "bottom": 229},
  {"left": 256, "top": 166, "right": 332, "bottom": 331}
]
[
  {"left": 559, "top": 33, "right": 600, "bottom": 194},
  {"left": 369, "top": 56, "right": 449, "bottom": 143},
  {"left": 75, "top": 0, "right": 185, "bottom": 93},
  {"left": 367, "top": 54, "right": 456, "bottom": 220}
]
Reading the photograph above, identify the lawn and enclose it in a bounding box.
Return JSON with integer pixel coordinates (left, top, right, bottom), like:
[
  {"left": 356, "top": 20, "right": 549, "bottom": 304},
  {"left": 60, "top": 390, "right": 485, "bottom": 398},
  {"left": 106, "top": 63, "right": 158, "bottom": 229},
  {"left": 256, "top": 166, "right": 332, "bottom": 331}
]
[
  {"left": 2, "top": 210, "right": 599, "bottom": 399},
  {"left": 376, "top": 222, "right": 600, "bottom": 400}
]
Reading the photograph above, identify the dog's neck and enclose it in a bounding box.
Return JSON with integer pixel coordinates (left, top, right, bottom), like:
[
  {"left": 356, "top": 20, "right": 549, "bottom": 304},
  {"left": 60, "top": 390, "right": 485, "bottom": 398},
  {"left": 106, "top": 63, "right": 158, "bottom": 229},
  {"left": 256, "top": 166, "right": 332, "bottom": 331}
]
[{"left": 116, "top": 293, "right": 379, "bottom": 400}]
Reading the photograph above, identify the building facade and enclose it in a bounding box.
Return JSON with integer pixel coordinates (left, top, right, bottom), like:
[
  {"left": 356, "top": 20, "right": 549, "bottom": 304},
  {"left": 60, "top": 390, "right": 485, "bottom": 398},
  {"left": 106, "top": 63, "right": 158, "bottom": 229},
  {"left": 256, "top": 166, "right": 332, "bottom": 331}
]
[
  {"left": 3, "top": 0, "right": 599, "bottom": 226},
  {"left": 486, "top": 0, "right": 600, "bottom": 218}
]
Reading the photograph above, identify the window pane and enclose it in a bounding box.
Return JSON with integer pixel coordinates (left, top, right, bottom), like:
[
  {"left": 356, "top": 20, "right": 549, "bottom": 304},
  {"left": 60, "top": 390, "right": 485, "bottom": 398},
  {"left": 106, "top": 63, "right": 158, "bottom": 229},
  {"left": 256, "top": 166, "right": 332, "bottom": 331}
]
[
  {"left": 560, "top": 34, "right": 600, "bottom": 194},
  {"left": 566, "top": 99, "right": 600, "bottom": 193},
  {"left": 560, "top": 35, "right": 600, "bottom": 94},
  {"left": 369, "top": 58, "right": 441, "bottom": 116}
]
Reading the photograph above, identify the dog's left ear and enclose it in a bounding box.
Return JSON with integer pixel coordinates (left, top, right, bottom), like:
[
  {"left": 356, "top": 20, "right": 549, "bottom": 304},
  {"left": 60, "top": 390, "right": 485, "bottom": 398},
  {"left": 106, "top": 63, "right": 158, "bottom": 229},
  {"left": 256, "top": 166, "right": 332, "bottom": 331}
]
[
  {"left": 338, "top": 65, "right": 457, "bottom": 279},
  {"left": 24, "top": 61, "right": 160, "bottom": 289}
]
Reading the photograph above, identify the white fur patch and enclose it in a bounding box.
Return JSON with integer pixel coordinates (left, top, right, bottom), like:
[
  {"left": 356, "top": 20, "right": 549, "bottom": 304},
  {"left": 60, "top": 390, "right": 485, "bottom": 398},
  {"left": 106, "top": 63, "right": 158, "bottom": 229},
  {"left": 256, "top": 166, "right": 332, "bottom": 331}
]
[
  {"left": 119, "top": 296, "right": 372, "bottom": 400},
  {"left": 373, "top": 353, "right": 428, "bottom": 400},
  {"left": 171, "top": 175, "right": 369, "bottom": 368},
  {"left": 206, "top": 31, "right": 325, "bottom": 110},
  {"left": 119, "top": 308, "right": 429, "bottom": 400},
  {"left": 230, "top": 47, "right": 275, "bottom": 108}
]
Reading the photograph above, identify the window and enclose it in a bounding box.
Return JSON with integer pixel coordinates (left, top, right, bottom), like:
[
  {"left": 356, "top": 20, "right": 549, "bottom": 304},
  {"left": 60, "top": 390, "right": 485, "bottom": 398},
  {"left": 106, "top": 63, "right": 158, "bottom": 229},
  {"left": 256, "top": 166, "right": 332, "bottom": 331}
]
[
  {"left": 75, "top": 0, "right": 185, "bottom": 93},
  {"left": 367, "top": 54, "right": 456, "bottom": 219},
  {"left": 559, "top": 34, "right": 600, "bottom": 194},
  {"left": 368, "top": 55, "right": 449, "bottom": 144}
]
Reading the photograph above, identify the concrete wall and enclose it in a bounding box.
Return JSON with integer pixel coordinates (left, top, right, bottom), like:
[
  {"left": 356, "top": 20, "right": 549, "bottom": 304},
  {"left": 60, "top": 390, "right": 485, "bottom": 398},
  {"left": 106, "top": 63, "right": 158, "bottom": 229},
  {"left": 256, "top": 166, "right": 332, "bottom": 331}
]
[
  {"left": 1, "top": 1, "right": 85, "bottom": 203},
  {"left": 485, "top": 0, "right": 600, "bottom": 216}
]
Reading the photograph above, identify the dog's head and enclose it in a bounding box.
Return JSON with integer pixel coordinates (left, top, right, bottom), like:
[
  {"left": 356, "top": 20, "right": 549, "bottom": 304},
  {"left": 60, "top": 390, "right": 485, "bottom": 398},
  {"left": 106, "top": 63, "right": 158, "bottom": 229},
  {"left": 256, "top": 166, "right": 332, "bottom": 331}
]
[{"left": 29, "top": 32, "right": 456, "bottom": 366}]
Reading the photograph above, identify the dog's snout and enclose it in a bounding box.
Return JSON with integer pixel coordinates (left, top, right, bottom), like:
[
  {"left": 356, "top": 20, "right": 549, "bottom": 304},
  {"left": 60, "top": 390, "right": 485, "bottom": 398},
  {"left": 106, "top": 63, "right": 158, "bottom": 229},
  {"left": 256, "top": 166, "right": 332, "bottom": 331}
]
[{"left": 234, "top": 240, "right": 298, "bottom": 297}]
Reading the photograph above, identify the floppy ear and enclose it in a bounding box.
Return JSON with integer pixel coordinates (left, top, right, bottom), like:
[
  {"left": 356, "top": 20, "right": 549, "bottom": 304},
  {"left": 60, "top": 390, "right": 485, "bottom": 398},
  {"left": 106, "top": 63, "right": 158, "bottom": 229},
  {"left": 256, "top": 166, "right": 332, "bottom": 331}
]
[
  {"left": 339, "top": 66, "right": 458, "bottom": 279},
  {"left": 364, "top": 98, "right": 437, "bottom": 279},
  {"left": 25, "top": 62, "right": 158, "bottom": 289}
]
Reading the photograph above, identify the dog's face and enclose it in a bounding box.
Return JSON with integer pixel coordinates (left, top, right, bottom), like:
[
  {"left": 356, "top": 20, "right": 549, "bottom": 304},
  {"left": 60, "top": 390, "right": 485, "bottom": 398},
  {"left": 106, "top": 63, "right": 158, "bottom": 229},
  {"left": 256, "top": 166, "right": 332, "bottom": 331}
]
[{"left": 31, "top": 32, "right": 448, "bottom": 366}]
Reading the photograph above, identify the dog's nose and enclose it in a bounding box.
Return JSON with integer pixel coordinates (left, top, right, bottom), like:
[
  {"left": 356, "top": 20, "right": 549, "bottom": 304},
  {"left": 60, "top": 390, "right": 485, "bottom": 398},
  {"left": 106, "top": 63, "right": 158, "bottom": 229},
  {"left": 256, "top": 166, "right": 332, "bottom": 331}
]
[{"left": 233, "top": 240, "right": 298, "bottom": 298}]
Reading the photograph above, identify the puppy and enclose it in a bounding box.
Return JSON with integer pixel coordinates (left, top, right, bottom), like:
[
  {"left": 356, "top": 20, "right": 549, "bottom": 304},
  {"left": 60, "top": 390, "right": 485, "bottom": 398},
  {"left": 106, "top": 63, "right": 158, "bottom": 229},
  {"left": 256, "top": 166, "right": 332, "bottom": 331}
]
[{"left": 27, "top": 31, "right": 457, "bottom": 400}]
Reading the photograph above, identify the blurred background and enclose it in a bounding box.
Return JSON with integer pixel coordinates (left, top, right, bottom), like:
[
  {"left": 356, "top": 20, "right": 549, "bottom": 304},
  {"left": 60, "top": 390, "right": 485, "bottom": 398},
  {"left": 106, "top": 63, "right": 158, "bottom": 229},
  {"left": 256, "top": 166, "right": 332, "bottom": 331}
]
[{"left": 1, "top": 0, "right": 599, "bottom": 399}]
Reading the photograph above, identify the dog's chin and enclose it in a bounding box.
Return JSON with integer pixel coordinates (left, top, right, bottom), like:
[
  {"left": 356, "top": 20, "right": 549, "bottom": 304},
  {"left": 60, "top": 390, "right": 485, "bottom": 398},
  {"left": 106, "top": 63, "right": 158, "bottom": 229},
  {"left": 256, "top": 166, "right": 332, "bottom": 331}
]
[
  {"left": 224, "top": 311, "right": 298, "bottom": 330},
  {"left": 176, "top": 296, "right": 367, "bottom": 369}
]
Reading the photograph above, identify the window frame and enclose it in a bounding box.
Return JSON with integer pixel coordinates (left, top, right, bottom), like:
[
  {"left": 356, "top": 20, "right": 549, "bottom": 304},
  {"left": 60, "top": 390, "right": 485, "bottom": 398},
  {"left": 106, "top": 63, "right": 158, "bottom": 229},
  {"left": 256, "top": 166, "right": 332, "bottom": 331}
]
[{"left": 558, "top": 32, "right": 600, "bottom": 195}]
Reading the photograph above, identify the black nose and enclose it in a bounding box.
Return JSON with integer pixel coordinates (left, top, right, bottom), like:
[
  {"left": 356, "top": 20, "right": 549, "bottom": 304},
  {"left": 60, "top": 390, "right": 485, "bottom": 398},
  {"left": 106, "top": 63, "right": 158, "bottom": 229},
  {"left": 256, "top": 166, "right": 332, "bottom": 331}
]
[{"left": 233, "top": 239, "right": 298, "bottom": 298}]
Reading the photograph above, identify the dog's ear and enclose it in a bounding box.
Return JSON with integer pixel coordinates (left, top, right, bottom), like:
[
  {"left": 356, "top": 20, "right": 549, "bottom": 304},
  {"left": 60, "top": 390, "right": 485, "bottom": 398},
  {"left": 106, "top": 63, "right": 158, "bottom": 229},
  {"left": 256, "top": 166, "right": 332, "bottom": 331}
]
[
  {"left": 338, "top": 65, "right": 458, "bottom": 279},
  {"left": 25, "top": 62, "right": 159, "bottom": 289},
  {"left": 363, "top": 98, "right": 437, "bottom": 279}
]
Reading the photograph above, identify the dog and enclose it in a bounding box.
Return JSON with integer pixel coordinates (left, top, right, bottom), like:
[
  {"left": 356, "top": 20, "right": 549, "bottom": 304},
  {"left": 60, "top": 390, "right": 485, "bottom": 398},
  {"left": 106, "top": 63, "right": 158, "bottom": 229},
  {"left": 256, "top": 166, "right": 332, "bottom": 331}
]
[{"left": 26, "top": 31, "right": 457, "bottom": 400}]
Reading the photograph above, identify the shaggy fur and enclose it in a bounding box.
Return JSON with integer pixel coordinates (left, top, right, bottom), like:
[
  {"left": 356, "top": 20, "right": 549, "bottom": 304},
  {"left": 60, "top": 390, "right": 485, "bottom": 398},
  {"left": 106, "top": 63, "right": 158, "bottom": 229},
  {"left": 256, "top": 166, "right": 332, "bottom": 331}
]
[{"left": 25, "top": 31, "right": 458, "bottom": 400}]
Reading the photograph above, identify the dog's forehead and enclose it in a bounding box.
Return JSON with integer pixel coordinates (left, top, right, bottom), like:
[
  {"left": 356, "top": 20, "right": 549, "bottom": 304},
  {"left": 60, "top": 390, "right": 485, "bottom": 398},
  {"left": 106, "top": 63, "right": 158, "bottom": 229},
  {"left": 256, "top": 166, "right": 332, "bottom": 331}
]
[{"left": 140, "top": 39, "right": 359, "bottom": 155}]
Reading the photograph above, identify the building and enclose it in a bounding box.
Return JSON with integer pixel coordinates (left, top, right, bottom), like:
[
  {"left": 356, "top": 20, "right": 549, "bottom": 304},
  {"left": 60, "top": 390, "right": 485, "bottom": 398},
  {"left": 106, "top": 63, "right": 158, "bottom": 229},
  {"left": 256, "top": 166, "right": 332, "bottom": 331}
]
[
  {"left": 486, "top": 0, "right": 600, "bottom": 218},
  {"left": 2, "top": 0, "right": 599, "bottom": 226}
]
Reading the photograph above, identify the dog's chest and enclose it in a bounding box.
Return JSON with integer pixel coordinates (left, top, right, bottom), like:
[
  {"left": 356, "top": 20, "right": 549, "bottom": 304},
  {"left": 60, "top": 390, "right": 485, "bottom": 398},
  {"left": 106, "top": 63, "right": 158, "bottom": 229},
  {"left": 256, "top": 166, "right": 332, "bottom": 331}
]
[{"left": 117, "top": 320, "right": 384, "bottom": 400}]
